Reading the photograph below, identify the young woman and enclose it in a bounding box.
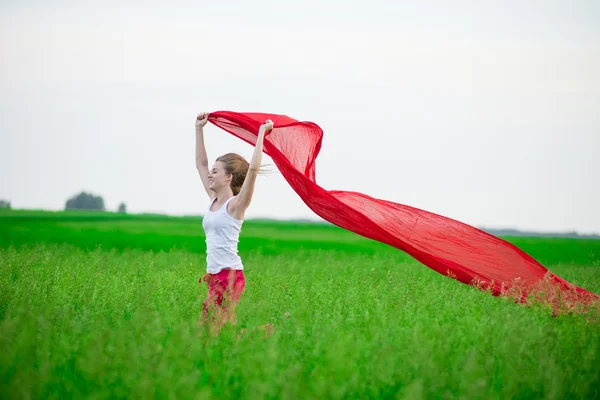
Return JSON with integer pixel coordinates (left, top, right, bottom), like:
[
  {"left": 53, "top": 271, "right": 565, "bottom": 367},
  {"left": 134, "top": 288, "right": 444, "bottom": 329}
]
[{"left": 195, "top": 112, "right": 273, "bottom": 324}]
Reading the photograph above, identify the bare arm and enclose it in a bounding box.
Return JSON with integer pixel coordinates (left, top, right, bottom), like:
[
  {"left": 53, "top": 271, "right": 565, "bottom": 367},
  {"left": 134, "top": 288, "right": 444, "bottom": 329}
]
[
  {"left": 195, "top": 113, "right": 214, "bottom": 199},
  {"left": 230, "top": 119, "right": 273, "bottom": 219}
]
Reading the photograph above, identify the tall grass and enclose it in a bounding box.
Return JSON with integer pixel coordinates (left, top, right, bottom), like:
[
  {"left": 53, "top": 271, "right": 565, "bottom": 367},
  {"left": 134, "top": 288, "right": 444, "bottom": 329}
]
[{"left": 1, "top": 211, "right": 599, "bottom": 399}]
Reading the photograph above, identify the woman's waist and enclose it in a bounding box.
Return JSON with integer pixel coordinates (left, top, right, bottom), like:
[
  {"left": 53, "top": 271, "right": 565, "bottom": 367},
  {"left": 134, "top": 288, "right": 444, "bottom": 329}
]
[{"left": 206, "top": 245, "right": 241, "bottom": 257}]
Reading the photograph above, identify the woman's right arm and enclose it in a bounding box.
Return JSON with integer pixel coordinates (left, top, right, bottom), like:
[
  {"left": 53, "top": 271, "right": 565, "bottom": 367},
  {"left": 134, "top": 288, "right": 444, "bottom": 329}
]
[{"left": 195, "top": 113, "right": 214, "bottom": 199}]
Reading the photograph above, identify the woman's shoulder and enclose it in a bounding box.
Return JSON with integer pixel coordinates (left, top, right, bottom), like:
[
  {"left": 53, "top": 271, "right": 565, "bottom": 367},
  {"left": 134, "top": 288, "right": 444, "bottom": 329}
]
[{"left": 226, "top": 196, "right": 245, "bottom": 221}]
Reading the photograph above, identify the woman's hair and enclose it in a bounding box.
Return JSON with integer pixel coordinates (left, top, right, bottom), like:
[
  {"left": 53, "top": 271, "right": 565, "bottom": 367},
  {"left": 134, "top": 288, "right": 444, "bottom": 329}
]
[{"left": 216, "top": 153, "right": 250, "bottom": 195}]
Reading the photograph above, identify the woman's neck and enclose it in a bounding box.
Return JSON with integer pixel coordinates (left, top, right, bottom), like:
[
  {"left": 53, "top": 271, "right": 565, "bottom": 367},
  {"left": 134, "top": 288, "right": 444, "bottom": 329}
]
[{"left": 214, "top": 187, "right": 234, "bottom": 202}]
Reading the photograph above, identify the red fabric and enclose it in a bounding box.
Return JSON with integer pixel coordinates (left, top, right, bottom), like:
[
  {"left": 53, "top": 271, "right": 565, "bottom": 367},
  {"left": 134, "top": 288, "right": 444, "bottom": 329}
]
[
  {"left": 201, "top": 269, "right": 246, "bottom": 316},
  {"left": 207, "top": 111, "right": 598, "bottom": 307}
]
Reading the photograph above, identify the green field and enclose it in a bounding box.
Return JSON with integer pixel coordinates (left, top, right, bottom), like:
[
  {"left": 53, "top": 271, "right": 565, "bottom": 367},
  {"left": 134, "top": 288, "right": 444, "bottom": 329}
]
[{"left": 1, "top": 209, "right": 599, "bottom": 399}]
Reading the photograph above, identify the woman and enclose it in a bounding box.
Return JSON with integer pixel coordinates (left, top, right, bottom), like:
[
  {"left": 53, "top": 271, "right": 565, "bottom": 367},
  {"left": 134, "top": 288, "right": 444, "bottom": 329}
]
[{"left": 195, "top": 112, "right": 273, "bottom": 324}]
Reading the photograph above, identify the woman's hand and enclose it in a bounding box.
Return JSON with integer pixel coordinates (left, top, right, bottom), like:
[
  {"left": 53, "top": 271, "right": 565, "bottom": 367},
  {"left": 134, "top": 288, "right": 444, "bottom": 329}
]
[
  {"left": 196, "top": 113, "right": 209, "bottom": 129},
  {"left": 260, "top": 119, "right": 274, "bottom": 132}
]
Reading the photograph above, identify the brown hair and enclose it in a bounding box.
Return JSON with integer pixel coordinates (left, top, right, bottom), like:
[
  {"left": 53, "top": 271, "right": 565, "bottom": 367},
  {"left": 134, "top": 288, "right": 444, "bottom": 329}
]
[{"left": 216, "top": 153, "right": 250, "bottom": 195}]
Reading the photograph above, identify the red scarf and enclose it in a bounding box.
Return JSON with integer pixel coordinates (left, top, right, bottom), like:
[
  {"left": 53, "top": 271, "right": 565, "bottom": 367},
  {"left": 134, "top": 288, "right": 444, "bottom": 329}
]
[{"left": 208, "top": 111, "right": 598, "bottom": 309}]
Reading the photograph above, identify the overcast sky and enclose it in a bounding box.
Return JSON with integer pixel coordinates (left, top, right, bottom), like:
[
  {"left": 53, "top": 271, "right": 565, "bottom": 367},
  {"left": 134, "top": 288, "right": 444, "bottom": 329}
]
[{"left": 1, "top": 0, "right": 599, "bottom": 234}]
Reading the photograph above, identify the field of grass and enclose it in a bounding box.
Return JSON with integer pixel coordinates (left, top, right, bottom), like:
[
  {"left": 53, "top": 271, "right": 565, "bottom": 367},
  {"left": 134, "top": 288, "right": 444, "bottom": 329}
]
[{"left": 1, "top": 209, "right": 599, "bottom": 399}]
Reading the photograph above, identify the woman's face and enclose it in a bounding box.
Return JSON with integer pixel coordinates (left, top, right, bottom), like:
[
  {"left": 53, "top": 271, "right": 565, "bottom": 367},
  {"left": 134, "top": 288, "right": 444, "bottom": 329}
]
[{"left": 208, "top": 161, "right": 231, "bottom": 191}]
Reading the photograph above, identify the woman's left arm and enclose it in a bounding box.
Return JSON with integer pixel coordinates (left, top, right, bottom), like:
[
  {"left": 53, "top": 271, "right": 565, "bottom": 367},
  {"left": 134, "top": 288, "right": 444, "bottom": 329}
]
[{"left": 230, "top": 119, "right": 273, "bottom": 219}]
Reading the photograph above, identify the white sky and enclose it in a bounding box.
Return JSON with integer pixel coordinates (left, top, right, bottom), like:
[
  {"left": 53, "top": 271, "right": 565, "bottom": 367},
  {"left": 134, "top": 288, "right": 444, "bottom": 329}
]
[{"left": 1, "top": 0, "right": 599, "bottom": 234}]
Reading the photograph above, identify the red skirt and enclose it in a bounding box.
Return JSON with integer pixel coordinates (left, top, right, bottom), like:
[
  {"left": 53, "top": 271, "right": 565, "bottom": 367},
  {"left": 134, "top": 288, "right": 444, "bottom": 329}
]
[{"left": 200, "top": 269, "right": 245, "bottom": 315}]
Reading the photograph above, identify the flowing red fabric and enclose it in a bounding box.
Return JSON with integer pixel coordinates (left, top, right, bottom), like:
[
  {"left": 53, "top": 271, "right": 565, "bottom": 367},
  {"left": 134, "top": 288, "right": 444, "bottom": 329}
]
[{"left": 207, "top": 111, "right": 598, "bottom": 308}]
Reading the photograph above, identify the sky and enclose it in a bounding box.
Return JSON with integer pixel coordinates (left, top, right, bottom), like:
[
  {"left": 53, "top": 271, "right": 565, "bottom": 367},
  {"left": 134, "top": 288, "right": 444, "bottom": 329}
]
[{"left": 1, "top": 0, "right": 599, "bottom": 234}]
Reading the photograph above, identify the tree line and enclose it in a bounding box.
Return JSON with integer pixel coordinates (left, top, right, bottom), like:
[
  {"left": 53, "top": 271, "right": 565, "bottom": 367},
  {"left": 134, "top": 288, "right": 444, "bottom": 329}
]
[
  {"left": 1, "top": 193, "right": 125, "bottom": 212},
  {"left": 65, "top": 192, "right": 126, "bottom": 213}
]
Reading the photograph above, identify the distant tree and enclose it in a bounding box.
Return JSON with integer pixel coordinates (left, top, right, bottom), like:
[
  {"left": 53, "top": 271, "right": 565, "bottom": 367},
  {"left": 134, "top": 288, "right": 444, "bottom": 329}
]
[
  {"left": 0, "top": 200, "right": 11, "bottom": 209},
  {"left": 117, "top": 202, "right": 127, "bottom": 213},
  {"left": 65, "top": 192, "right": 105, "bottom": 211}
]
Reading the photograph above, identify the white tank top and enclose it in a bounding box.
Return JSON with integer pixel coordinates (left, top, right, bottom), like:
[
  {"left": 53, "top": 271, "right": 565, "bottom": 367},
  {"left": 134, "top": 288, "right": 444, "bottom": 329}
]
[{"left": 202, "top": 196, "right": 244, "bottom": 274}]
